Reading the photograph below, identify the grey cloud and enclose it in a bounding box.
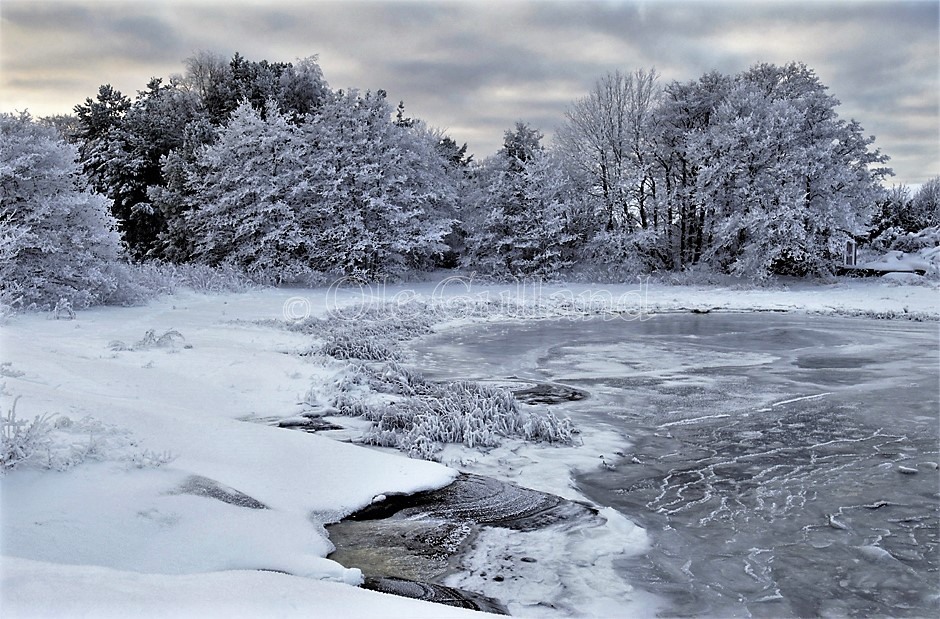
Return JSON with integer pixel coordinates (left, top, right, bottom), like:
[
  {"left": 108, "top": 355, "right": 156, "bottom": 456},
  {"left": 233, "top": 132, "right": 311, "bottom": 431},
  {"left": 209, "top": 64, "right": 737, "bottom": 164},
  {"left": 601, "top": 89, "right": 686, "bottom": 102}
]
[
  {"left": 108, "top": 14, "right": 183, "bottom": 63},
  {"left": 5, "top": 76, "right": 88, "bottom": 90},
  {"left": 0, "top": 0, "right": 935, "bottom": 184},
  {"left": 3, "top": 3, "right": 183, "bottom": 75},
  {"left": 1, "top": 2, "right": 94, "bottom": 30}
]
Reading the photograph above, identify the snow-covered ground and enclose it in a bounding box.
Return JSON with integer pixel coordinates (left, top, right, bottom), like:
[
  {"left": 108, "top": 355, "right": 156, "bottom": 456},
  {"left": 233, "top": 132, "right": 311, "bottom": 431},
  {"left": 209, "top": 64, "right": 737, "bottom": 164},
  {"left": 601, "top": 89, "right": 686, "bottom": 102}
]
[{"left": 1, "top": 277, "right": 937, "bottom": 618}]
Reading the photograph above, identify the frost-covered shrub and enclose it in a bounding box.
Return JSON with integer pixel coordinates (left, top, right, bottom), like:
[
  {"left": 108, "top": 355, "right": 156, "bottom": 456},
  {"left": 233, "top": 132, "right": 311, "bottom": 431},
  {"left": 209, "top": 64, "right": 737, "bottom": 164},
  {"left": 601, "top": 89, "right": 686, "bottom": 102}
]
[
  {"left": 52, "top": 298, "right": 75, "bottom": 320},
  {"left": 522, "top": 410, "right": 576, "bottom": 444},
  {"left": 365, "top": 361, "right": 438, "bottom": 397},
  {"left": 889, "top": 225, "right": 940, "bottom": 255},
  {"left": 109, "top": 328, "right": 188, "bottom": 351},
  {"left": 292, "top": 304, "right": 433, "bottom": 336},
  {"left": 871, "top": 179, "right": 940, "bottom": 252},
  {"left": 303, "top": 304, "right": 435, "bottom": 361},
  {"left": 294, "top": 299, "right": 577, "bottom": 460},
  {"left": 330, "top": 392, "right": 371, "bottom": 418},
  {"left": 0, "top": 363, "right": 25, "bottom": 379},
  {"left": 126, "top": 449, "right": 177, "bottom": 469},
  {"left": 1, "top": 398, "right": 174, "bottom": 473},
  {"left": 0, "top": 112, "right": 125, "bottom": 310},
  {"left": 815, "top": 307, "right": 937, "bottom": 321},
  {"left": 1, "top": 397, "right": 54, "bottom": 472},
  {"left": 121, "top": 262, "right": 258, "bottom": 297},
  {"left": 135, "top": 328, "right": 186, "bottom": 349},
  {"left": 659, "top": 265, "right": 737, "bottom": 287},
  {"left": 329, "top": 362, "right": 576, "bottom": 461},
  {"left": 359, "top": 379, "right": 576, "bottom": 460},
  {"left": 173, "top": 262, "right": 260, "bottom": 293},
  {"left": 319, "top": 334, "right": 400, "bottom": 362}
]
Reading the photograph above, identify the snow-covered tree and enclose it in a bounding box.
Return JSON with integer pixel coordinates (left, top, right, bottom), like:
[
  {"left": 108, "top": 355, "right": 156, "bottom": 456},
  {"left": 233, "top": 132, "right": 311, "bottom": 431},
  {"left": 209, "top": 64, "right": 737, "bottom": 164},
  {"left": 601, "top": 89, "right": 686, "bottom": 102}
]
[
  {"left": 465, "top": 123, "right": 582, "bottom": 276},
  {"left": 912, "top": 176, "right": 940, "bottom": 230},
  {"left": 184, "top": 100, "right": 310, "bottom": 278},
  {"left": 869, "top": 184, "right": 914, "bottom": 248},
  {"left": 871, "top": 177, "right": 940, "bottom": 252},
  {"left": 178, "top": 91, "right": 455, "bottom": 279},
  {"left": 0, "top": 112, "right": 124, "bottom": 308},
  {"left": 299, "top": 89, "right": 455, "bottom": 276},
  {"left": 691, "top": 84, "right": 821, "bottom": 277},
  {"left": 555, "top": 69, "right": 660, "bottom": 231},
  {"left": 73, "top": 53, "right": 330, "bottom": 261},
  {"left": 148, "top": 116, "right": 217, "bottom": 263},
  {"left": 74, "top": 80, "right": 202, "bottom": 258},
  {"left": 552, "top": 62, "right": 890, "bottom": 278},
  {"left": 180, "top": 52, "right": 329, "bottom": 126},
  {"left": 688, "top": 64, "right": 889, "bottom": 279},
  {"left": 650, "top": 70, "right": 734, "bottom": 269}
]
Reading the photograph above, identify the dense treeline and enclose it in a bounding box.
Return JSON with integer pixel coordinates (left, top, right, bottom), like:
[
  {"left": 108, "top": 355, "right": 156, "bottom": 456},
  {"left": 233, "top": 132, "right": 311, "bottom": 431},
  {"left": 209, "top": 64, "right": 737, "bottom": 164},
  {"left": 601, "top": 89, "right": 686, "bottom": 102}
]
[{"left": 2, "top": 52, "right": 938, "bottom": 308}]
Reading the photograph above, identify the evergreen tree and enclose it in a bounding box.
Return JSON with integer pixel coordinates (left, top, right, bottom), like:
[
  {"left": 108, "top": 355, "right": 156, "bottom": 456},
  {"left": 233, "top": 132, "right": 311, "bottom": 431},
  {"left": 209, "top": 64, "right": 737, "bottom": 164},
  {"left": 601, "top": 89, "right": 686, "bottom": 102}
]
[
  {"left": 300, "top": 90, "right": 455, "bottom": 276},
  {"left": 74, "top": 80, "right": 199, "bottom": 258},
  {"left": 466, "top": 123, "right": 581, "bottom": 276},
  {"left": 911, "top": 177, "right": 940, "bottom": 230},
  {"left": 73, "top": 54, "right": 330, "bottom": 261},
  {"left": 148, "top": 116, "right": 217, "bottom": 263},
  {"left": 178, "top": 91, "right": 456, "bottom": 279},
  {"left": 184, "top": 100, "right": 310, "bottom": 278},
  {"left": 180, "top": 51, "right": 328, "bottom": 125}
]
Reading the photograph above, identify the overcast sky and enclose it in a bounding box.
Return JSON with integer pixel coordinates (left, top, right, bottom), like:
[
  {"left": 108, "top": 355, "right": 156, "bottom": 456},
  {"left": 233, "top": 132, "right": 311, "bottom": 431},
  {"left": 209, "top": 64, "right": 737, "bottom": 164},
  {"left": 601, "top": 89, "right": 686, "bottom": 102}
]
[{"left": 2, "top": 0, "right": 937, "bottom": 186}]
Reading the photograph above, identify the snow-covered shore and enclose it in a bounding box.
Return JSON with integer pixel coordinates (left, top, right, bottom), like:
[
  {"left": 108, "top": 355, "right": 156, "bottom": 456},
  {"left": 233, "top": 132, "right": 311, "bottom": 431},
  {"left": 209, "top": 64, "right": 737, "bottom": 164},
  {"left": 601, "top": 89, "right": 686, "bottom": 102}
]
[{"left": 1, "top": 278, "right": 937, "bottom": 617}]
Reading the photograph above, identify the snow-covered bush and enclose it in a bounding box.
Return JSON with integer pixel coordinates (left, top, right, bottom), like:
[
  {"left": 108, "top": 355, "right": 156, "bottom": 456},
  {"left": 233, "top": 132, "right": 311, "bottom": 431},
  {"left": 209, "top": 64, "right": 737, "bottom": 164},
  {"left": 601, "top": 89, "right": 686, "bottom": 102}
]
[
  {"left": 126, "top": 449, "right": 177, "bottom": 469},
  {"left": 1, "top": 395, "right": 175, "bottom": 473},
  {"left": 300, "top": 304, "right": 435, "bottom": 360},
  {"left": 885, "top": 225, "right": 940, "bottom": 256},
  {"left": 319, "top": 360, "right": 576, "bottom": 461},
  {"left": 0, "top": 112, "right": 125, "bottom": 310},
  {"left": 0, "top": 363, "right": 25, "bottom": 379},
  {"left": 1, "top": 397, "right": 54, "bottom": 472},
  {"left": 109, "top": 328, "right": 188, "bottom": 352},
  {"left": 359, "top": 378, "right": 575, "bottom": 460},
  {"left": 288, "top": 298, "right": 579, "bottom": 461},
  {"left": 108, "top": 262, "right": 260, "bottom": 302},
  {"left": 577, "top": 228, "right": 659, "bottom": 282},
  {"left": 364, "top": 361, "right": 437, "bottom": 397},
  {"left": 52, "top": 298, "right": 75, "bottom": 320},
  {"left": 871, "top": 178, "right": 940, "bottom": 253},
  {"left": 319, "top": 334, "right": 401, "bottom": 362},
  {"left": 162, "top": 262, "right": 258, "bottom": 292}
]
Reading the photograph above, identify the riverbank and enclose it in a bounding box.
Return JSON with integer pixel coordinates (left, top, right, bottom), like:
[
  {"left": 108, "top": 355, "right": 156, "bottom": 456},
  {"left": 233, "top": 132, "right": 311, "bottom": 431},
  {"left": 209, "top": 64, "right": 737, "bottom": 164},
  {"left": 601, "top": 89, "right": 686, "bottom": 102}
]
[{"left": 1, "top": 277, "right": 936, "bottom": 617}]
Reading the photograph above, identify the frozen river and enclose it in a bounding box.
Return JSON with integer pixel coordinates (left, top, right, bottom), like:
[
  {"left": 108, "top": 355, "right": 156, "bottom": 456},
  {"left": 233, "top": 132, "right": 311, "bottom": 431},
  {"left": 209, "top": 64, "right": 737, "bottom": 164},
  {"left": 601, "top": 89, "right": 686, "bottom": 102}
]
[{"left": 410, "top": 313, "right": 939, "bottom": 618}]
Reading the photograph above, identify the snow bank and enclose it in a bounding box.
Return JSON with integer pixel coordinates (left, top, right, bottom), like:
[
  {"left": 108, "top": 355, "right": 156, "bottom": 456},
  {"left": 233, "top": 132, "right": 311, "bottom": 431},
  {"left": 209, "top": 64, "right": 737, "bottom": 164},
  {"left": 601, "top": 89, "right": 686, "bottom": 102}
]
[
  {"left": 328, "top": 275, "right": 938, "bottom": 320},
  {"left": 2, "top": 556, "right": 485, "bottom": 619},
  {"left": 1, "top": 290, "right": 459, "bottom": 618},
  {"left": 858, "top": 248, "right": 937, "bottom": 275}
]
